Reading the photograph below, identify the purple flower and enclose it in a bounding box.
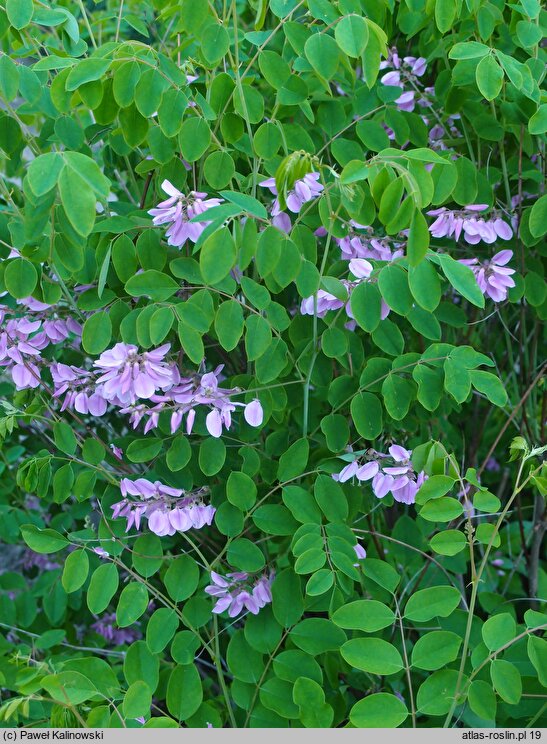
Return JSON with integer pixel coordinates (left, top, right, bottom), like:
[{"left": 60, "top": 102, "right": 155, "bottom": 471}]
[
  {"left": 461, "top": 249, "right": 516, "bottom": 302},
  {"left": 51, "top": 363, "right": 107, "bottom": 416},
  {"left": 333, "top": 461, "right": 359, "bottom": 483},
  {"left": 112, "top": 480, "right": 216, "bottom": 536},
  {"left": 405, "top": 56, "right": 427, "bottom": 76},
  {"left": 426, "top": 115, "right": 461, "bottom": 151},
  {"left": 395, "top": 90, "right": 416, "bottom": 112},
  {"left": 336, "top": 223, "right": 405, "bottom": 262},
  {"left": 148, "top": 180, "right": 223, "bottom": 247},
  {"left": 272, "top": 212, "right": 292, "bottom": 233},
  {"left": 17, "top": 296, "right": 51, "bottom": 312},
  {"left": 349, "top": 258, "right": 373, "bottom": 279},
  {"left": 333, "top": 445, "right": 428, "bottom": 506},
  {"left": 0, "top": 298, "right": 82, "bottom": 392},
  {"left": 0, "top": 315, "right": 49, "bottom": 390},
  {"left": 21, "top": 550, "right": 60, "bottom": 572},
  {"left": 301, "top": 258, "right": 391, "bottom": 323},
  {"left": 356, "top": 461, "right": 380, "bottom": 481},
  {"left": 94, "top": 343, "right": 177, "bottom": 405},
  {"left": 110, "top": 444, "right": 124, "bottom": 460},
  {"left": 260, "top": 172, "right": 323, "bottom": 216},
  {"left": 379, "top": 47, "right": 401, "bottom": 71},
  {"left": 123, "top": 365, "right": 264, "bottom": 438},
  {"left": 244, "top": 399, "right": 264, "bottom": 427},
  {"left": 205, "top": 570, "right": 274, "bottom": 617},
  {"left": 300, "top": 289, "right": 345, "bottom": 317},
  {"left": 379, "top": 49, "right": 427, "bottom": 112},
  {"left": 353, "top": 543, "right": 367, "bottom": 561},
  {"left": 381, "top": 70, "right": 401, "bottom": 87},
  {"left": 427, "top": 205, "right": 513, "bottom": 245}
]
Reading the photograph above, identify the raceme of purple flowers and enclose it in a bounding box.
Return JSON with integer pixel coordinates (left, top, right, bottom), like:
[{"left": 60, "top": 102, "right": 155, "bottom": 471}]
[
  {"left": 300, "top": 257, "right": 390, "bottom": 323},
  {"left": 15, "top": 330, "right": 264, "bottom": 437},
  {"left": 0, "top": 299, "right": 82, "bottom": 391},
  {"left": 379, "top": 47, "right": 429, "bottom": 113},
  {"left": 333, "top": 444, "right": 428, "bottom": 506},
  {"left": 259, "top": 172, "right": 324, "bottom": 233},
  {"left": 427, "top": 204, "right": 513, "bottom": 245},
  {"left": 111, "top": 479, "right": 216, "bottom": 536},
  {"left": 148, "top": 180, "right": 223, "bottom": 247},
  {"left": 119, "top": 362, "right": 264, "bottom": 438},
  {"left": 299, "top": 203, "right": 516, "bottom": 320},
  {"left": 426, "top": 203, "right": 515, "bottom": 302},
  {"left": 205, "top": 570, "right": 274, "bottom": 618},
  {"left": 460, "top": 250, "right": 516, "bottom": 302},
  {"left": 336, "top": 222, "right": 406, "bottom": 263}
]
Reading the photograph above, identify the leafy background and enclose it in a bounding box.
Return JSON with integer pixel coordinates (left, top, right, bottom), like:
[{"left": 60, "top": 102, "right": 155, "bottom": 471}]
[{"left": 0, "top": 0, "right": 546, "bottom": 730}]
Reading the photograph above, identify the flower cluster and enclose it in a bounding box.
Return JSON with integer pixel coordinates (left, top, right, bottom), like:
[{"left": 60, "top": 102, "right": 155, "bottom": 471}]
[
  {"left": 427, "top": 204, "right": 513, "bottom": 244},
  {"left": 51, "top": 363, "right": 107, "bottom": 416},
  {"left": 0, "top": 300, "right": 82, "bottom": 390},
  {"left": 47, "top": 342, "right": 264, "bottom": 438},
  {"left": 123, "top": 364, "right": 264, "bottom": 438},
  {"left": 300, "top": 258, "right": 390, "bottom": 322},
  {"left": 335, "top": 222, "right": 406, "bottom": 262},
  {"left": 94, "top": 343, "right": 178, "bottom": 404},
  {"left": 260, "top": 172, "right": 324, "bottom": 232},
  {"left": 460, "top": 250, "right": 516, "bottom": 302},
  {"left": 333, "top": 445, "right": 427, "bottom": 505},
  {"left": 380, "top": 47, "right": 428, "bottom": 112},
  {"left": 205, "top": 570, "right": 274, "bottom": 617},
  {"left": 148, "top": 180, "right": 223, "bottom": 247},
  {"left": 111, "top": 479, "right": 216, "bottom": 536}
]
